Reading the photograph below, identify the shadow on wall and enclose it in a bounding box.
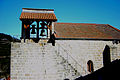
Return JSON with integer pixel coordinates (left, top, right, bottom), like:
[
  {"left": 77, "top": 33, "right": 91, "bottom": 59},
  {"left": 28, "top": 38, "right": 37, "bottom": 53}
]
[
  {"left": 103, "top": 45, "right": 111, "bottom": 67},
  {"left": 75, "top": 59, "right": 120, "bottom": 80},
  {"left": 75, "top": 45, "right": 119, "bottom": 80}
]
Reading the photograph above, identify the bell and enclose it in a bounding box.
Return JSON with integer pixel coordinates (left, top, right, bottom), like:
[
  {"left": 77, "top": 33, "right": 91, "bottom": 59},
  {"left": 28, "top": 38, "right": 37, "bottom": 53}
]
[
  {"left": 40, "top": 21, "right": 47, "bottom": 29},
  {"left": 31, "top": 25, "right": 36, "bottom": 34},
  {"left": 40, "top": 29, "right": 46, "bottom": 36},
  {"left": 31, "top": 29, "right": 36, "bottom": 34}
]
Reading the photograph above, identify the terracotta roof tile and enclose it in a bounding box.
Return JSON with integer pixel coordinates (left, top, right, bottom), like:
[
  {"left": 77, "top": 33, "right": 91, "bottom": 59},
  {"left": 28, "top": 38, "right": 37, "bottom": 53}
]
[
  {"left": 20, "top": 8, "right": 57, "bottom": 21},
  {"left": 20, "top": 12, "right": 57, "bottom": 21},
  {"left": 54, "top": 23, "right": 120, "bottom": 39}
]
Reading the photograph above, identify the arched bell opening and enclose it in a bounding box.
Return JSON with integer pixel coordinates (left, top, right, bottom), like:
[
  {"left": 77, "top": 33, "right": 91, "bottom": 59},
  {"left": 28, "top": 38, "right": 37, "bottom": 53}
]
[
  {"left": 30, "top": 21, "right": 37, "bottom": 38},
  {"left": 39, "top": 21, "right": 48, "bottom": 39}
]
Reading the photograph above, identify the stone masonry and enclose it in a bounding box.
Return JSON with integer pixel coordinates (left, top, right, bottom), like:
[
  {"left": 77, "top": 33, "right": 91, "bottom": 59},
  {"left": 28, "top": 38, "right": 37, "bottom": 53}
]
[
  {"left": 11, "top": 40, "right": 120, "bottom": 80},
  {"left": 11, "top": 40, "right": 80, "bottom": 80},
  {"left": 56, "top": 40, "right": 120, "bottom": 71}
]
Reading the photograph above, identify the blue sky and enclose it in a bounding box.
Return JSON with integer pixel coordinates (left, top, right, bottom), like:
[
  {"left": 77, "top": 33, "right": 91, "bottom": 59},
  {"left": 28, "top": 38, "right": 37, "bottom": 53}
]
[{"left": 0, "top": 0, "right": 120, "bottom": 37}]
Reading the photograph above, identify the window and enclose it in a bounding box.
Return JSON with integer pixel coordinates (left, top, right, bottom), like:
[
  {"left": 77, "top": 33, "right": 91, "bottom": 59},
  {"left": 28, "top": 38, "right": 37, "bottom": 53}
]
[{"left": 87, "top": 60, "right": 94, "bottom": 72}]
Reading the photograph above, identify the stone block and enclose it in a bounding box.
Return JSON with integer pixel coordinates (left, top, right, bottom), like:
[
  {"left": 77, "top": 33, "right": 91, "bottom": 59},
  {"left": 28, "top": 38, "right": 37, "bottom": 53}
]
[{"left": 11, "top": 40, "right": 120, "bottom": 80}]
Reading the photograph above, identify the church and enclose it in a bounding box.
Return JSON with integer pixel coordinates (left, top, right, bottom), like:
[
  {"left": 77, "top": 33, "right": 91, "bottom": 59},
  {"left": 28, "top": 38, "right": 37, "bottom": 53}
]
[{"left": 11, "top": 8, "right": 120, "bottom": 80}]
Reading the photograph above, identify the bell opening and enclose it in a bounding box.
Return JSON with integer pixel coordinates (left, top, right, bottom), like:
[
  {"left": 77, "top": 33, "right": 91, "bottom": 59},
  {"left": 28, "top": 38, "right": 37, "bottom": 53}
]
[
  {"left": 31, "top": 25, "right": 36, "bottom": 34},
  {"left": 40, "top": 29, "right": 46, "bottom": 36}
]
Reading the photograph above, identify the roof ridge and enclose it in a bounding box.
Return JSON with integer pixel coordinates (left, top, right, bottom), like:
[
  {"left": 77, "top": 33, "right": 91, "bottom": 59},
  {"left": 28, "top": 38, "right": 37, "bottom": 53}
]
[
  {"left": 22, "top": 8, "right": 54, "bottom": 11},
  {"left": 55, "top": 22, "right": 106, "bottom": 25}
]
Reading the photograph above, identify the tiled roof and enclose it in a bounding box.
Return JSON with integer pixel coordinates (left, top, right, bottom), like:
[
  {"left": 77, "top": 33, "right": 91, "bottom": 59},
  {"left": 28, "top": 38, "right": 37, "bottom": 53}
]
[
  {"left": 54, "top": 23, "right": 120, "bottom": 39},
  {"left": 20, "top": 8, "right": 57, "bottom": 21}
]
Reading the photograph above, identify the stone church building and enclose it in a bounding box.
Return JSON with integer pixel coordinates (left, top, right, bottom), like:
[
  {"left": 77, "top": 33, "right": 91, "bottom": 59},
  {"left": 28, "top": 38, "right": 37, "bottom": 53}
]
[{"left": 11, "top": 8, "right": 120, "bottom": 80}]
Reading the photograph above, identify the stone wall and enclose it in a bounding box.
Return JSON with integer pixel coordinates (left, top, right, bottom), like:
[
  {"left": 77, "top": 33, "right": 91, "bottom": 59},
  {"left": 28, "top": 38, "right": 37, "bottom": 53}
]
[
  {"left": 11, "top": 41, "right": 81, "bottom": 80},
  {"left": 56, "top": 40, "right": 120, "bottom": 73},
  {"left": 11, "top": 42, "right": 54, "bottom": 80},
  {"left": 11, "top": 40, "right": 120, "bottom": 80}
]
